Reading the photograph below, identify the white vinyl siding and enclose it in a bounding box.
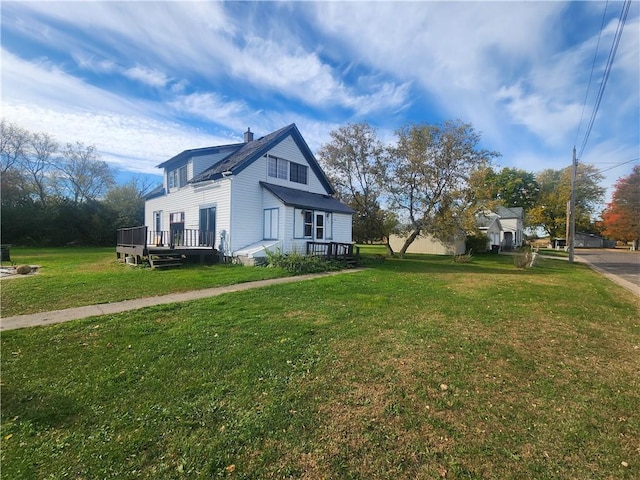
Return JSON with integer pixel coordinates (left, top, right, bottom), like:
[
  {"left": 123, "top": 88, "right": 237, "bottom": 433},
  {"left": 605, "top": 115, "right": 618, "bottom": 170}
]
[
  {"left": 264, "top": 136, "right": 325, "bottom": 194},
  {"left": 145, "top": 179, "right": 231, "bottom": 248},
  {"left": 191, "top": 150, "right": 237, "bottom": 178},
  {"left": 229, "top": 158, "right": 267, "bottom": 252}
]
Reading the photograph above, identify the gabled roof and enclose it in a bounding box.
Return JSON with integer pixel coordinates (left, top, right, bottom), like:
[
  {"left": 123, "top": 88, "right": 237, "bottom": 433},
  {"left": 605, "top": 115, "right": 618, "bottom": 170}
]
[
  {"left": 189, "top": 124, "right": 335, "bottom": 194},
  {"left": 156, "top": 142, "right": 244, "bottom": 169},
  {"left": 145, "top": 184, "right": 165, "bottom": 200},
  {"left": 476, "top": 213, "right": 501, "bottom": 231},
  {"left": 260, "top": 182, "right": 354, "bottom": 214},
  {"left": 494, "top": 206, "right": 523, "bottom": 219}
]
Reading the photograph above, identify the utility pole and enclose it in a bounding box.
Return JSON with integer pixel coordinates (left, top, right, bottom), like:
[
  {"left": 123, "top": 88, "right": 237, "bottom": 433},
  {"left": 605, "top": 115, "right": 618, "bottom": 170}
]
[{"left": 568, "top": 147, "right": 577, "bottom": 263}]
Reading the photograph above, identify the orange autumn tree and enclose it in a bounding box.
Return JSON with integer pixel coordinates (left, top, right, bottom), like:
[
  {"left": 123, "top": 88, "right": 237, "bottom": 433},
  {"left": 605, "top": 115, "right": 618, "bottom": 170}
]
[{"left": 601, "top": 165, "right": 640, "bottom": 247}]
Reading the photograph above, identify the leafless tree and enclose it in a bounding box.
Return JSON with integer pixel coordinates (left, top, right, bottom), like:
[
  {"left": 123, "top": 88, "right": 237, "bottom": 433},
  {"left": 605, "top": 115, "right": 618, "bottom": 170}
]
[
  {"left": 0, "top": 119, "right": 30, "bottom": 174},
  {"left": 56, "top": 142, "right": 115, "bottom": 203},
  {"left": 20, "top": 131, "right": 59, "bottom": 206}
]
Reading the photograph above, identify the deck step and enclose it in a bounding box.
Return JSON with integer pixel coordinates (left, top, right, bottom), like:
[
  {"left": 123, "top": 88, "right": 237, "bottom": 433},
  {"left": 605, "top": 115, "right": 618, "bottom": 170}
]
[{"left": 149, "top": 251, "right": 184, "bottom": 269}]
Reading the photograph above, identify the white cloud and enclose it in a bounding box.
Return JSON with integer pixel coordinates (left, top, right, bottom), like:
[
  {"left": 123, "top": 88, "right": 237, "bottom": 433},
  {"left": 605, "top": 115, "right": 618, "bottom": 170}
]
[
  {"left": 1, "top": 49, "right": 232, "bottom": 174},
  {"left": 169, "top": 92, "right": 254, "bottom": 130},
  {"left": 1, "top": 0, "right": 637, "bottom": 209},
  {"left": 3, "top": 1, "right": 408, "bottom": 116},
  {"left": 495, "top": 83, "right": 583, "bottom": 147},
  {"left": 123, "top": 66, "right": 169, "bottom": 88}
]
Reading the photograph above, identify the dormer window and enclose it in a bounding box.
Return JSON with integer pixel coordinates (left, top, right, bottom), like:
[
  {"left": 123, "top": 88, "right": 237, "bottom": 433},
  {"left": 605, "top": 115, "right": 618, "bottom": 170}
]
[
  {"left": 168, "top": 165, "right": 188, "bottom": 189},
  {"left": 267, "top": 155, "right": 308, "bottom": 185}
]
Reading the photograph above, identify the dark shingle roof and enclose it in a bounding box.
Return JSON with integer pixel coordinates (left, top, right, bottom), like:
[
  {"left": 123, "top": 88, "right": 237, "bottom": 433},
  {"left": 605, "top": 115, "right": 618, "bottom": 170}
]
[
  {"left": 188, "top": 124, "right": 335, "bottom": 194},
  {"left": 145, "top": 184, "right": 165, "bottom": 200},
  {"left": 156, "top": 142, "right": 244, "bottom": 169},
  {"left": 494, "top": 206, "right": 523, "bottom": 219},
  {"left": 260, "top": 182, "right": 354, "bottom": 214}
]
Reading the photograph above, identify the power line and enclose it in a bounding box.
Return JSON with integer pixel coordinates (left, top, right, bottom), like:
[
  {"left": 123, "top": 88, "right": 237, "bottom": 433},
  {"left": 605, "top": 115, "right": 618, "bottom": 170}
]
[
  {"left": 594, "top": 157, "right": 639, "bottom": 175},
  {"left": 577, "top": 0, "right": 632, "bottom": 160},
  {"left": 580, "top": 157, "right": 640, "bottom": 179},
  {"left": 574, "top": 0, "right": 609, "bottom": 147}
]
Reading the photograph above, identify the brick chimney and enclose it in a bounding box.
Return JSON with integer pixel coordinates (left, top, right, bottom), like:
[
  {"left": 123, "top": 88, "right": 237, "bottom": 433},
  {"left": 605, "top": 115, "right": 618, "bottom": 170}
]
[{"left": 244, "top": 127, "right": 253, "bottom": 143}]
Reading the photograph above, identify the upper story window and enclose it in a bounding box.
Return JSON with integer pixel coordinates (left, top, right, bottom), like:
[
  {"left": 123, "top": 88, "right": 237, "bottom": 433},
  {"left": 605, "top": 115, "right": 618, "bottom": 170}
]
[
  {"left": 289, "top": 162, "right": 308, "bottom": 184},
  {"left": 267, "top": 155, "right": 308, "bottom": 185},
  {"left": 267, "top": 156, "right": 287, "bottom": 180},
  {"left": 168, "top": 165, "right": 188, "bottom": 189}
]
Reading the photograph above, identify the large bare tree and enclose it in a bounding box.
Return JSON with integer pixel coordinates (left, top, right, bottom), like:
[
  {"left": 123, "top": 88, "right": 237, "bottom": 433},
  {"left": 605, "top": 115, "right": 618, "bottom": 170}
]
[
  {"left": 0, "top": 119, "right": 30, "bottom": 174},
  {"left": 56, "top": 142, "right": 115, "bottom": 203},
  {"left": 383, "top": 120, "right": 499, "bottom": 256},
  {"left": 21, "top": 131, "right": 59, "bottom": 206}
]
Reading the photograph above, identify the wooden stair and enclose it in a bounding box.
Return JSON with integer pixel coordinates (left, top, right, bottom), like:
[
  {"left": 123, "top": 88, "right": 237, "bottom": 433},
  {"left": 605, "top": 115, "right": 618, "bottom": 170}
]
[{"left": 149, "top": 251, "right": 184, "bottom": 269}]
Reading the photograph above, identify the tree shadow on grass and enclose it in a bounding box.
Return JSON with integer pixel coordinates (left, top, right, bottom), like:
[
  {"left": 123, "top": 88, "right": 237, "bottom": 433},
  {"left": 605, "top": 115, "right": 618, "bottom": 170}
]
[
  {"left": 360, "top": 252, "right": 583, "bottom": 277},
  {"left": 1, "top": 386, "right": 86, "bottom": 429}
]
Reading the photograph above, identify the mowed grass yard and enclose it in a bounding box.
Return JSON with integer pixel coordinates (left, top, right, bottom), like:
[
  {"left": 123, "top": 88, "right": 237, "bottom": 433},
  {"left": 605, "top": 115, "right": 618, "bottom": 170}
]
[{"left": 1, "top": 246, "right": 639, "bottom": 479}]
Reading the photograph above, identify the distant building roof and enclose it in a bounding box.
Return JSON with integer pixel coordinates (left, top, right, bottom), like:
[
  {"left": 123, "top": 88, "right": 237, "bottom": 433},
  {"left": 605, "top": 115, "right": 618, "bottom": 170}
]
[
  {"left": 476, "top": 213, "right": 501, "bottom": 230},
  {"left": 494, "top": 206, "right": 523, "bottom": 219}
]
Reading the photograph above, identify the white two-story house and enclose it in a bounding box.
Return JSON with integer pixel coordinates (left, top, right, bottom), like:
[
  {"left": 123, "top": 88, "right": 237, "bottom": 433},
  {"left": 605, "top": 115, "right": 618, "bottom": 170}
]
[{"left": 136, "top": 124, "right": 354, "bottom": 265}]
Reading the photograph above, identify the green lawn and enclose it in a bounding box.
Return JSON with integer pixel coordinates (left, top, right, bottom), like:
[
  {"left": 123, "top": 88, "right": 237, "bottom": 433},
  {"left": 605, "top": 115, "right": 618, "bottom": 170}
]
[
  {"left": 1, "top": 247, "right": 290, "bottom": 317},
  {"left": 2, "top": 248, "right": 639, "bottom": 479}
]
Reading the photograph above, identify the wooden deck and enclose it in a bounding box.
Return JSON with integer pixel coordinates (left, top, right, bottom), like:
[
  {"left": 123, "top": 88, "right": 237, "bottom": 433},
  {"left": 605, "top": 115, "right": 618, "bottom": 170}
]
[
  {"left": 117, "top": 226, "right": 359, "bottom": 268},
  {"left": 116, "top": 226, "right": 220, "bottom": 268}
]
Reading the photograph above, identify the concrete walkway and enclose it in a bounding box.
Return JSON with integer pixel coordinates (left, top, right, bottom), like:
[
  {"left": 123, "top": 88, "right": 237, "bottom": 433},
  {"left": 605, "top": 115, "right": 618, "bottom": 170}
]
[
  {"left": 3, "top": 252, "right": 637, "bottom": 332},
  {"left": 0, "top": 269, "right": 363, "bottom": 332}
]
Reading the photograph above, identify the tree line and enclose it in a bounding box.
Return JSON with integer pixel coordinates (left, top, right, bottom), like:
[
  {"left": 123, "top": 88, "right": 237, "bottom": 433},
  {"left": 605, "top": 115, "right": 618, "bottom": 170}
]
[
  {"left": 317, "top": 121, "right": 622, "bottom": 255},
  {"left": 3, "top": 118, "right": 634, "bottom": 250},
  {"left": 1, "top": 119, "right": 155, "bottom": 246}
]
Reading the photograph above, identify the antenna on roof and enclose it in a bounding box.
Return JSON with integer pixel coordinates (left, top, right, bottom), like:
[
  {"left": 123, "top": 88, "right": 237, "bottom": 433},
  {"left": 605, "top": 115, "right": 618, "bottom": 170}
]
[{"left": 244, "top": 127, "right": 254, "bottom": 143}]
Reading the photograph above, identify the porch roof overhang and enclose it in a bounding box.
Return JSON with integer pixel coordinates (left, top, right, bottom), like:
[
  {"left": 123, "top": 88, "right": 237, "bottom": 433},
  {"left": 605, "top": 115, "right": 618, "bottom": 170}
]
[{"left": 260, "top": 182, "right": 355, "bottom": 215}]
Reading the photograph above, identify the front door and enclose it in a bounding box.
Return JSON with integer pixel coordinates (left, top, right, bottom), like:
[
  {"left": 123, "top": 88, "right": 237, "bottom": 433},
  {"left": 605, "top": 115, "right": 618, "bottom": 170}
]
[
  {"left": 504, "top": 232, "right": 513, "bottom": 251},
  {"left": 199, "top": 206, "right": 216, "bottom": 247},
  {"left": 169, "top": 212, "right": 184, "bottom": 247}
]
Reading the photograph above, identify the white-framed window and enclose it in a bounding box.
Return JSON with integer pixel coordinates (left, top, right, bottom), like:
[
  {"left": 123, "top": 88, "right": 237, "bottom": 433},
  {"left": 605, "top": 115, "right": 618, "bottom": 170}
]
[
  {"left": 168, "top": 165, "right": 188, "bottom": 189},
  {"left": 303, "top": 210, "right": 313, "bottom": 238},
  {"left": 315, "top": 213, "right": 324, "bottom": 240},
  {"left": 294, "top": 208, "right": 332, "bottom": 239},
  {"left": 153, "top": 211, "right": 162, "bottom": 232},
  {"left": 289, "top": 162, "right": 308, "bottom": 184},
  {"left": 263, "top": 208, "right": 279, "bottom": 240},
  {"left": 267, "top": 155, "right": 308, "bottom": 184},
  {"left": 267, "top": 155, "right": 287, "bottom": 180}
]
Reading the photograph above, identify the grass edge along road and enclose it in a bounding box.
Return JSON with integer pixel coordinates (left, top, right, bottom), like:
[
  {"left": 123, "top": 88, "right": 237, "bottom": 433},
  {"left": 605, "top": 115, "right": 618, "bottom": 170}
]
[{"left": 2, "top": 247, "right": 639, "bottom": 479}]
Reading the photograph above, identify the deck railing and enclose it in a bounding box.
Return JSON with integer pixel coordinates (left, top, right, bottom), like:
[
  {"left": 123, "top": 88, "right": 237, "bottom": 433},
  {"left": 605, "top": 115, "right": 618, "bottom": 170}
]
[
  {"left": 306, "top": 241, "right": 359, "bottom": 261},
  {"left": 117, "top": 226, "right": 148, "bottom": 247},
  {"left": 116, "top": 227, "right": 216, "bottom": 249},
  {"left": 148, "top": 229, "right": 215, "bottom": 249}
]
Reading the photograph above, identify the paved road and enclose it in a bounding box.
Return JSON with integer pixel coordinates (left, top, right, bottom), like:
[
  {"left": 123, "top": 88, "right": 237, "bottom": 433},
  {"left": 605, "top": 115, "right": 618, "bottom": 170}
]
[{"left": 575, "top": 248, "right": 639, "bottom": 297}]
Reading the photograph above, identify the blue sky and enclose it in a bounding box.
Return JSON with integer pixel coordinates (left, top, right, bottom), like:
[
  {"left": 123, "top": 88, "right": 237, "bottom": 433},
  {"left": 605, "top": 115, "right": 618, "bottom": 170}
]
[{"left": 2, "top": 1, "right": 638, "bottom": 210}]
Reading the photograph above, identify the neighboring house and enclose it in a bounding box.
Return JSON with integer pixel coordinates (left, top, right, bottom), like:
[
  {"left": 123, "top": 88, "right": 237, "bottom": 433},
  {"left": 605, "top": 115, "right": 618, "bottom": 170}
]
[
  {"left": 476, "top": 212, "right": 502, "bottom": 250},
  {"left": 388, "top": 206, "right": 524, "bottom": 256},
  {"left": 119, "top": 124, "right": 354, "bottom": 265},
  {"left": 492, "top": 206, "right": 524, "bottom": 251}
]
